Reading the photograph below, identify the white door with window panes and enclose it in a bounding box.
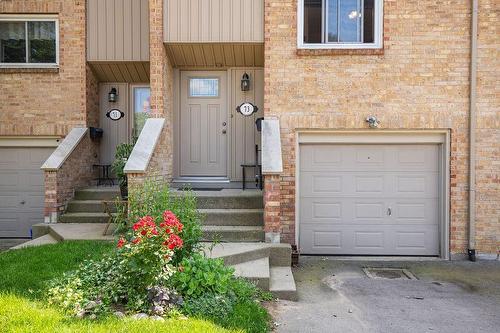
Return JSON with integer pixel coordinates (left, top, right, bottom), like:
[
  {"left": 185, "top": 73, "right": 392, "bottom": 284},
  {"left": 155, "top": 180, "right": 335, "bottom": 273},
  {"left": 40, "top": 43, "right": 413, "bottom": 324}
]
[{"left": 131, "top": 86, "right": 151, "bottom": 139}]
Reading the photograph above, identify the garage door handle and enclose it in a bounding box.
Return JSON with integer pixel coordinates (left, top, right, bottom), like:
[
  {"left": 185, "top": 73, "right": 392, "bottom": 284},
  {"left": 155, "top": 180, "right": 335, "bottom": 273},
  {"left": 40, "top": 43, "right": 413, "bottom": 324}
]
[
  {"left": 387, "top": 207, "right": 392, "bottom": 216},
  {"left": 20, "top": 200, "right": 26, "bottom": 205}
]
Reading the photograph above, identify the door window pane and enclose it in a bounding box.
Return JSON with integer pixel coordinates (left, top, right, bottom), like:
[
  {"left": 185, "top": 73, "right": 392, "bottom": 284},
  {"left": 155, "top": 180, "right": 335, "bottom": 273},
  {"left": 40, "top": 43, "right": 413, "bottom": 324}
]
[
  {"left": 189, "top": 78, "right": 219, "bottom": 97},
  {"left": 304, "top": 0, "right": 323, "bottom": 43},
  {"left": 28, "top": 21, "right": 56, "bottom": 63},
  {"left": 133, "top": 87, "right": 151, "bottom": 138},
  {"left": 0, "top": 22, "right": 26, "bottom": 63}
]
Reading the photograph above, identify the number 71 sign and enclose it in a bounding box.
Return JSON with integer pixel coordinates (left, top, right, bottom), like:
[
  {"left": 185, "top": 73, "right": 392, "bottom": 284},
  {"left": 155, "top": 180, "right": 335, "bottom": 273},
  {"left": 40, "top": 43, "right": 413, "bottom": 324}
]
[{"left": 236, "top": 102, "right": 258, "bottom": 116}]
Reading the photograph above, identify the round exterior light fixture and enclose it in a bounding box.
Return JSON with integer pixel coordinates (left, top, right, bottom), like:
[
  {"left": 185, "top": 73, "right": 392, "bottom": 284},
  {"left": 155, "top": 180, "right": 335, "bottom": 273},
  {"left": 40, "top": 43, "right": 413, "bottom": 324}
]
[
  {"left": 241, "top": 73, "right": 250, "bottom": 92},
  {"left": 108, "top": 88, "right": 118, "bottom": 103}
]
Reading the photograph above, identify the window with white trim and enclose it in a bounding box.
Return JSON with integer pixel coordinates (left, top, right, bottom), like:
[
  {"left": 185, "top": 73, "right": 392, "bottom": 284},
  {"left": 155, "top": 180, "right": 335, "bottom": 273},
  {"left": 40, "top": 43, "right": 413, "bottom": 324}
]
[
  {"left": 0, "top": 16, "right": 58, "bottom": 66},
  {"left": 299, "top": 0, "right": 383, "bottom": 49}
]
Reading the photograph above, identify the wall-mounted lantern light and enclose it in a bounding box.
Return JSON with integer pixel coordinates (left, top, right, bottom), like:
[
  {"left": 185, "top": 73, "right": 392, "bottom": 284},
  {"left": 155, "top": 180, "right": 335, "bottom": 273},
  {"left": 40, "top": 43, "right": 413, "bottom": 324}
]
[
  {"left": 108, "top": 88, "right": 118, "bottom": 103},
  {"left": 241, "top": 73, "right": 250, "bottom": 92}
]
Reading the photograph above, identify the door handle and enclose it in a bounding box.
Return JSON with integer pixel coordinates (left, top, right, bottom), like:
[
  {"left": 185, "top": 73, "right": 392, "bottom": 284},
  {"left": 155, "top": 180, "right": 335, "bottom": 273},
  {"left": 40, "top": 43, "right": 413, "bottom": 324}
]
[
  {"left": 222, "top": 129, "right": 227, "bottom": 134},
  {"left": 20, "top": 200, "right": 26, "bottom": 205},
  {"left": 387, "top": 207, "right": 392, "bottom": 216}
]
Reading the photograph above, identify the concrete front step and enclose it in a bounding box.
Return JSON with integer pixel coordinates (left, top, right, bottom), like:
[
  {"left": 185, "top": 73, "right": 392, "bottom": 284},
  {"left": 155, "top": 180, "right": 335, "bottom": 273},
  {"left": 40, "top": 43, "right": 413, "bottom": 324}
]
[
  {"left": 74, "top": 187, "right": 120, "bottom": 201},
  {"left": 270, "top": 266, "right": 298, "bottom": 301},
  {"left": 66, "top": 200, "right": 118, "bottom": 213},
  {"left": 59, "top": 212, "right": 113, "bottom": 224},
  {"left": 49, "top": 223, "right": 115, "bottom": 241},
  {"left": 10, "top": 234, "right": 59, "bottom": 249},
  {"left": 202, "top": 226, "right": 265, "bottom": 242},
  {"left": 232, "top": 257, "right": 270, "bottom": 290},
  {"left": 199, "top": 208, "right": 263, "bottom": 226},
  {"left": 174, "top": 189, "right": 263, "bottom": 209},
  {"left": 205, "top": 242, "right": 291, "bottom": 267}
]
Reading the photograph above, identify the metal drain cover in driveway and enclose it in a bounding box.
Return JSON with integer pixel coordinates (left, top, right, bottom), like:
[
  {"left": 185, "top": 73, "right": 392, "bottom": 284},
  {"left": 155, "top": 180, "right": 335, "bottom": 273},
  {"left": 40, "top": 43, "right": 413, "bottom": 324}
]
[{"left": 363, "top": 268, "right": 417, "bottom": 280}]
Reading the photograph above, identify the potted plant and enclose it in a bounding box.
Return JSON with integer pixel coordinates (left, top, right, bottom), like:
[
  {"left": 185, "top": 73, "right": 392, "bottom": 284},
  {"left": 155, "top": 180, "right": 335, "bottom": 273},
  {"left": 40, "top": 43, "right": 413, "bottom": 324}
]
[{"left": 111, "top": 142, "right": 134, "bottom": 199}]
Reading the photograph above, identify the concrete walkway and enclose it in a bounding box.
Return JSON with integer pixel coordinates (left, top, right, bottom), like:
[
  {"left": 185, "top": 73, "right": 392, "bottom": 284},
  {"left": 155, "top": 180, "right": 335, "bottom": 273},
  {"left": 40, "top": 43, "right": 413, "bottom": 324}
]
[{"left": 267, "top": 256, "right": 500, "bottom": 333}]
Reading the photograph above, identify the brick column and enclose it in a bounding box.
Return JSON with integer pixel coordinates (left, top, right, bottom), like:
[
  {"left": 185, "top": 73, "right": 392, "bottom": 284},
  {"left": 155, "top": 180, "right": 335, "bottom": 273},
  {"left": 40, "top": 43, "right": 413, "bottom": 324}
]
[{"left": 264, "top": 174, "right": 281, "bottom": 243}]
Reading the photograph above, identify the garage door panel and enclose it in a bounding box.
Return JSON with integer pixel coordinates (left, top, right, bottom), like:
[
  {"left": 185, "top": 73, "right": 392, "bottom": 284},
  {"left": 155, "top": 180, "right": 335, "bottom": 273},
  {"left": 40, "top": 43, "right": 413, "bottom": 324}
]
[
  {"left": 299, "top": 143, "right": 441, "bottom": 256},
  {"left": 300, "top": 223, "right": 439, "bottom": 255},
  {"left": 302, "top": 172, "right": 439, "bottom": 199},
  {"left": 0, "top": 147, "right": 53, "bottom": 238}
]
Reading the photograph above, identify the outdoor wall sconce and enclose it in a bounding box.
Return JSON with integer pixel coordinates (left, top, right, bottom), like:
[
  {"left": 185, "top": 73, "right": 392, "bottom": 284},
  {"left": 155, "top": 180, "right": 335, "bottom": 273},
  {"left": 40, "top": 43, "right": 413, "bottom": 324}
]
[
  {"left": 108, "top": 88, "right": 118, "bottom": 103},
  {"left": 241, "top": 73, "right": 250, "bottom": 92},
  {"left": 366, "top": 116, "right": 380, "bottom": 129}
]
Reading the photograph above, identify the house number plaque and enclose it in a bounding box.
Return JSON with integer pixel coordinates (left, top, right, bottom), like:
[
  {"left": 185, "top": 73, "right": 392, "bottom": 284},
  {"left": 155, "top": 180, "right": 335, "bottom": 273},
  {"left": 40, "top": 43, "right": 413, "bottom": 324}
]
[
  {"left": 106, "top": 108, "right": 125, "bottom": 121},
  {"left": 236, "top": 102, "right": 258, "bottom": 117}
]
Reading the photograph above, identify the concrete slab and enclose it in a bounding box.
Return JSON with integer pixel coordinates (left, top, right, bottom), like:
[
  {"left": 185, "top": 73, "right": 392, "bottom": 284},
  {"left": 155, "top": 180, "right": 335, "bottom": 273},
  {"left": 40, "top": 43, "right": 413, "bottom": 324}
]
[
  {"left": 268, "top": 256, "right": 500, "bottom": 333},
  {"left": 270, "top": 266, "right": 298, "bottom": 301},
  {"left": 232, "top": 257, "right": 270, "bottom": 289},
  {"left": 49, "top": 223, "right": 115, "bottom": 241},
  {"left": 10, "top": 234, "right": 59, "bottom": 249}
]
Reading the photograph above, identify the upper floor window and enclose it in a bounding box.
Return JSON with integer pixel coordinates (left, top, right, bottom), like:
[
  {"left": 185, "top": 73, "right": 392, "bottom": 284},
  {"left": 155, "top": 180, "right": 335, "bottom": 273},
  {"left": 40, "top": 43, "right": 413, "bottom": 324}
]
[
  {"left": 0, "top": 16, "right": 58, "bottom": 66},
  {"left": 299, "top": 0, "right": 383, "bottom": 49}
]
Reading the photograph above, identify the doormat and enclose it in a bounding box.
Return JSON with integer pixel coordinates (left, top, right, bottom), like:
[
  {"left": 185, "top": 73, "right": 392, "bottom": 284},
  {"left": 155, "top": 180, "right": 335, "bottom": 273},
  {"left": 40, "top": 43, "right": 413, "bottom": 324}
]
[
  {"left": 177, "top": 188, "right": 223, "bottom": 191},
  {"left": 363, "top": 268, "right": 417, "bottom": 280}
]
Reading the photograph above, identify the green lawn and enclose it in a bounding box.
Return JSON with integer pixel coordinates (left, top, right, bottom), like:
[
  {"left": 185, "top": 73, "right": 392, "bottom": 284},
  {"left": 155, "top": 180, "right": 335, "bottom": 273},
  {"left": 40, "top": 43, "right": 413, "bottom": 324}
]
[
  {"left": 0, "top": 241, "right": 268, "bottom": 333},
  {"left": 0, "top": 241, "right": 241, "bottom": 333}
]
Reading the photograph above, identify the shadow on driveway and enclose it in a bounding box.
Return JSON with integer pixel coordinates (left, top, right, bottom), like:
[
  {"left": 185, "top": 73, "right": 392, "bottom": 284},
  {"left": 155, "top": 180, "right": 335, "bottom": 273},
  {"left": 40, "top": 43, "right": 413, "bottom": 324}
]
[{"left": 267, "top": 256, "right": 500, "bottom": 333}]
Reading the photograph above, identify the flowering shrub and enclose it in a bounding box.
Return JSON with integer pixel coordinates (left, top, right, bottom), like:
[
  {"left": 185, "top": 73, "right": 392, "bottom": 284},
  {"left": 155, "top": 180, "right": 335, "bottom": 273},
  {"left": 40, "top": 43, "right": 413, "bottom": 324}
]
[{"left": 47, "top": 211, "right": 185, "bottom": 317}]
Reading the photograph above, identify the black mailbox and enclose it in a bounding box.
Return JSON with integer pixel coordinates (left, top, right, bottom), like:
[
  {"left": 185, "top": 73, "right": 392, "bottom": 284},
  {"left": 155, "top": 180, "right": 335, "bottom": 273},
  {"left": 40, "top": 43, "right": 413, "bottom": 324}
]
[{"left": 90, "top": 127, "right": 103, "bottom": 140}]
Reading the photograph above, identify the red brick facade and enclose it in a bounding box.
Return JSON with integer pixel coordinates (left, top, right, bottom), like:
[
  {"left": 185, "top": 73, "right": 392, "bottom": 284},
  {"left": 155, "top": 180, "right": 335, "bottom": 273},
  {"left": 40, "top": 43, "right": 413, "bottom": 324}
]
[{"left": 263, "top": 0, "right": 499, "bottom": 255}]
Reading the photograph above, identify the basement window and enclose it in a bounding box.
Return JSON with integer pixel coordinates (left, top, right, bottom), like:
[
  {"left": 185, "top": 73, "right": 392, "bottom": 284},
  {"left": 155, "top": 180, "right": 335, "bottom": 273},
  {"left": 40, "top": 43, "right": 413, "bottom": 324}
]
[
  {"left": 0, "top": 15, "right": 58, "bottom": 67},
  {"left": 298, "top": 0, "right": 383, "bottom": 49}
]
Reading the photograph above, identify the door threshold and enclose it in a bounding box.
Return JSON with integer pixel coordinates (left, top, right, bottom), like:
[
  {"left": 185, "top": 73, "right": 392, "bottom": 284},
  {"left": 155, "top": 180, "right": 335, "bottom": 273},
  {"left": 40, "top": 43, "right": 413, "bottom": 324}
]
[{"left": 173, "top": 177, "right": 230, "bottom": 183}]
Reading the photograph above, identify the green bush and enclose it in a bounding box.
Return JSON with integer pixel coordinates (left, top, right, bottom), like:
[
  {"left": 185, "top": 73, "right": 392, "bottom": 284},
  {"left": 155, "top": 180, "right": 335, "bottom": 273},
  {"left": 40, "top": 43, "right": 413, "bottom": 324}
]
[
  {"left": 182, "top": 293, "right": 234, "bottom": 322},
  {"left": 111, "top": 143, "right": 134, "bottom": 187},
  {"left": 123, "top": 179, "right": 203, "bottom": 264},
  {"left": 173, "top": 253, "right": 234, "bottom": 298}
]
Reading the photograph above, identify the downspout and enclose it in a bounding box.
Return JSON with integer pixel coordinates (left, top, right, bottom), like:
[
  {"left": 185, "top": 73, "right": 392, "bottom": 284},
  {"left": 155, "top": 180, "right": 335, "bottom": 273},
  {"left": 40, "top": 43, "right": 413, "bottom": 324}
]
[{"left": 468, "top": 0, "right": 478, "bottom": 262}]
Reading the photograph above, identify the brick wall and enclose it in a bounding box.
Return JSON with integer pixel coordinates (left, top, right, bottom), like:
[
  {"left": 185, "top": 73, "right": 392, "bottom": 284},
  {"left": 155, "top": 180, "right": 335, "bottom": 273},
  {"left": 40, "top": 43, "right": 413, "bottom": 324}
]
[
  {"left": 0, "top": 0, "right": 93, "bottom": 136},
  {"left": 264, "top": 0, "right": 498, "bottom": 254},
  {"left": 44, "top": 133, "right": 98, "bottom": 222},
  {"left": 128, "top": 0, "right": 174, "bottom": 188},
  {"left": 474, "top": 0, "right": 499, "bottom": 254}
]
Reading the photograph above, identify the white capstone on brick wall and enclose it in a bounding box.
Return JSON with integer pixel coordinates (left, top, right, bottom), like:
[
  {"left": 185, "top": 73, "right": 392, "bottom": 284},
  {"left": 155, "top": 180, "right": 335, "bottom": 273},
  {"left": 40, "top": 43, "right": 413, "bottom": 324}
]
[
  {"left": 41, "top": 127, "right": 88, "bottom": 171},
  {"left": 124, "top": 118, "right": 165, "bottom": 174},
  {"left": 262, "top": 118, "right": 283, "bottom": 174}
]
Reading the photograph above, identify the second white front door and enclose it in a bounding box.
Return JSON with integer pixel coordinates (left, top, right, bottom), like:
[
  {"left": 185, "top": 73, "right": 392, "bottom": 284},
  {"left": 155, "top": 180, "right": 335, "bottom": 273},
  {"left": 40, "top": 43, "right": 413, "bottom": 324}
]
[{"left": 180, "top": 72, "right": 227, "bottom": 177}]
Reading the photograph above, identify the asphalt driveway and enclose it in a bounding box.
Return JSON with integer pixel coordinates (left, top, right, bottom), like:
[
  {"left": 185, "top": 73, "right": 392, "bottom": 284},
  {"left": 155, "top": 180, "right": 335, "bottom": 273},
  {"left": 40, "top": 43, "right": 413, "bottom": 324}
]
[{"left": 267, "top": 257, "right": 500, "bottom": 333}]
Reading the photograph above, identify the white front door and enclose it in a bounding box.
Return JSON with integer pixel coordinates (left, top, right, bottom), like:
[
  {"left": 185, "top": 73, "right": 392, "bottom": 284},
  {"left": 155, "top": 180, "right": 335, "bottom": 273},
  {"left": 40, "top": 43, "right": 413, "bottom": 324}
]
[{"left": 180, "top": 72, "right": 227, "bottom": 177}]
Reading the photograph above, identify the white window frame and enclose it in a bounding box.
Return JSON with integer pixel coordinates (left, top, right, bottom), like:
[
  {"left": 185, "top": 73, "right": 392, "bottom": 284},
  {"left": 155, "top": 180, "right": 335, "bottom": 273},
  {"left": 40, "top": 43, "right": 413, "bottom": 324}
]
[
  {"left": 0, "top": 14, "right": 59, "bottom": 68},
  {"left": 297, "top": 0, "right": 383, "bottom": 50}
]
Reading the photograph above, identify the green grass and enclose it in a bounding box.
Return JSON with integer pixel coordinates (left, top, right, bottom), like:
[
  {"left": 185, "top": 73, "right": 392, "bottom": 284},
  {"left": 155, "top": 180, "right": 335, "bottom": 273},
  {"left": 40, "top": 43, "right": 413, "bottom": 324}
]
[
  {"left": 0, "top": 294, "right": 238, "bottom": 333},
  {"left": 0, "top": 241, "right": 114, "bottom": 299},
  {"left": 0, "top": 241, "right": 270, "bottom": 332}
]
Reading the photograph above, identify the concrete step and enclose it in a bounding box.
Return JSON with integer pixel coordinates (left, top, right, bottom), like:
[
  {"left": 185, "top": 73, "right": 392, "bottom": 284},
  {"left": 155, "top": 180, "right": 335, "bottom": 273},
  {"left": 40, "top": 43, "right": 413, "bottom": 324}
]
[
  {"left": 66, "top": 200, "right": 118, "bottom": 213},
  {"left": 204, "top": 242, "right": 292, "bottom": 267},
  {"left": 49, "top": 223, "right": 115, "bottom": 241},
  {"left": 59, "top": 212, "right": 112, "bottom": 224},
  {"left": 199, "top": 209, "right": 263, "bottom": 226},
  {"left": 74, "top": 187, "right": 120, "bottom": 201},
  {"left": 10, "top": 234, "right": 59, "bottom": 249},
  {"left": 231, "top": 257, "right": 270, "bottom": 290},
  {"left": 202, "top": 226, "right": 264, "bottom": 242},
  {"left": 269, "top": 266, "right": 298, "bottom": 301},
  {"left": 173, "top": 189, "right": 263, "bottom": 209}
]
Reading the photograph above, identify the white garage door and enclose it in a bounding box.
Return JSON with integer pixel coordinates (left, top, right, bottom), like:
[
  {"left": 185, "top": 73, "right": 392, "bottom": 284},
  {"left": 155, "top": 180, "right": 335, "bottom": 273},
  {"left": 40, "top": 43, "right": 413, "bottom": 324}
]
[
  {"left": 299, "top": 144, "right": 440, "bottom": 256},
  {"left": 0, "top": 147, "right": 53, "bottom": 238}
]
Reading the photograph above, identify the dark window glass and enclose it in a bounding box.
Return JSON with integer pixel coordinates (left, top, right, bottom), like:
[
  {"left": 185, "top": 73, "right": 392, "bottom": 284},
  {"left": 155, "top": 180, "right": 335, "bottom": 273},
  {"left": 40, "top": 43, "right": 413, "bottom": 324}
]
[
  {"left": 304, "top": 0, "right": 323, "bottom": 43},
  {"left": 28, "top": 21, "right": 56, "bottom": 63},
  {"left": 363, "top": 0, "right": 374, "bottom": 43},
  {"left": 0, "top": 22, "right": 26, "bottom": 63}
]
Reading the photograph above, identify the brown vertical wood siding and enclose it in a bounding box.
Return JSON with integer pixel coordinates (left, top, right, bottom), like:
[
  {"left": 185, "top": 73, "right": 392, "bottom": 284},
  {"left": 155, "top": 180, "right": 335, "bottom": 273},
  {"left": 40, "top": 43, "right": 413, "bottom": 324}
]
[
  {"left": 164, "top": 0, "right": 264, "bottom": 43},
  {"left": 87, "top": 0, "right": 149, "bottom": 61}
]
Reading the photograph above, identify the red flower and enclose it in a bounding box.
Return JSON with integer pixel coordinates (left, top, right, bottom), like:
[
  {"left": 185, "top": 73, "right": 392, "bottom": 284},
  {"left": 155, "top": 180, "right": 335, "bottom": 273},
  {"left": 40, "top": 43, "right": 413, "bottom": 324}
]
[
  {"left": 132, "top": 238, "right": 141, "bottom": 244},
  {"left": 141, "top": 230, "right": 147, "bottom": 236},
  {"left": 117, "top": 238, "right": 126, "bottom": 248}
]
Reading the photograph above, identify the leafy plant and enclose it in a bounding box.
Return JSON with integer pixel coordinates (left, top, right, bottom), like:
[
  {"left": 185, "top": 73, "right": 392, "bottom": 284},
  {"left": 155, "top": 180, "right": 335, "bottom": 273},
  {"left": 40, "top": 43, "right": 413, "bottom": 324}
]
[
  {"left": 47, "top": 211, "right": 185, "bottom": 318},
  {"left": 111, "top": 143, "right": 134, "bottom": 187},
  {"left": 182, "top": 293, "right": 234, "bottom": 323},
  {"left": 172, "top": 254, "right": 234, "bottom": 298},
  {"left": 125, "top": 179, "right": 203, "bottom": 264}
]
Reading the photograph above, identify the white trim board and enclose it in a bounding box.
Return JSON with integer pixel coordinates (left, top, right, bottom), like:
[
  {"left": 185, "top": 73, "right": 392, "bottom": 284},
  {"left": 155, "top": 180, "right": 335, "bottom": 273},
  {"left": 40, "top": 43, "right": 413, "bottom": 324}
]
[
  {"left": 294, "top": 130, "right": 451, "bottom": 259},
  {"left": 0, "top": 136, "right": 61, "bottom": 147}
]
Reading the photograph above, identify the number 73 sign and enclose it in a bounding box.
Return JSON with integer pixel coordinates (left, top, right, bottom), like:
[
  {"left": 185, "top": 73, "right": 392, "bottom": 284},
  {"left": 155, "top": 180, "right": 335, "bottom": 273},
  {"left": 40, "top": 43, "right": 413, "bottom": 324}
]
[{"left": 236, "top": 102, "right": 259, "bottom": 116}]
